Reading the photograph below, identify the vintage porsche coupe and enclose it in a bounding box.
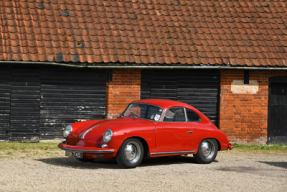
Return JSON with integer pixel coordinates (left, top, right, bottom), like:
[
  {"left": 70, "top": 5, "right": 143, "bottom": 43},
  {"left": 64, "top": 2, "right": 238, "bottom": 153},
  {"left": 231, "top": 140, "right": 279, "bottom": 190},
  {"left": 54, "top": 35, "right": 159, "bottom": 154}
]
[{"left": 58, "top": 99, "right": 233, "bottom": 168}]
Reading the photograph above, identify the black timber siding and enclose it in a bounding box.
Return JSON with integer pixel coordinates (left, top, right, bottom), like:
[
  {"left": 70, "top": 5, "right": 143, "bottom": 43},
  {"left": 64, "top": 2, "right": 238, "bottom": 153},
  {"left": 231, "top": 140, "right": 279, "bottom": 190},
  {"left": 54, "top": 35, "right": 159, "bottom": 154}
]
[
  {"left": 10, "top": 67, "right": 41, "bottom": 141},
  {"left": 268, "top": 77, "right": 287, "bottom": 144},
  {"left": 40, "top": 67, "right": 106, "bottom": 140},
  {"left": 0, "top": 65, "right": 106, "bottom": 141},
  {"left": 141, "top": 70, "right": 220, "bottom": 126},
  {"left": 0, "top": 67, "right": 10, "bottom": 141}
]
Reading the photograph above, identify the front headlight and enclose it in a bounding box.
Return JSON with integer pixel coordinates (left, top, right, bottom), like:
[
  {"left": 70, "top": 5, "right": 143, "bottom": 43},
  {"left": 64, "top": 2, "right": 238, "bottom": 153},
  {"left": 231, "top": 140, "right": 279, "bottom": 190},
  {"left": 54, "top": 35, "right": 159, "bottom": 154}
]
[
  {"left": 103, "top": 129, "right": 113, "bottom": 142},
  {"left": 63, "top": 125, "right": 73, "bottom": 138}
]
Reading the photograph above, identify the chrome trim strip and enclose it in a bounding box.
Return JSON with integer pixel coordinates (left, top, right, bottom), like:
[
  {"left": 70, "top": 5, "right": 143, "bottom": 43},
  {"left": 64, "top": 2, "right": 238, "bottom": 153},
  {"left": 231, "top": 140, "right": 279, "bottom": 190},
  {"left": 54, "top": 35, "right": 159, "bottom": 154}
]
[
  {"left": 184, "top": 108, "right": 188, "bottom": 122},
  {"left": 150, "top": 151, "right": 195, "bottom": 156},
  {"left": 58, "top": 145, "right": 115, "bottom": 153},
  {"left": 81, "top": 127, "right": 94, "bottom": 139}
]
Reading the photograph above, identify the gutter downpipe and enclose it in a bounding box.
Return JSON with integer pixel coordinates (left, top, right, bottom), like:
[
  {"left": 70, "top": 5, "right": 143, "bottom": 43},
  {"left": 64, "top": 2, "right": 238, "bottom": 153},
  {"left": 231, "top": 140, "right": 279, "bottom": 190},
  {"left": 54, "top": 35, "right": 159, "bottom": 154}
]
[{"left": 1, "top": 61, "right": 287, "bottom": 70}]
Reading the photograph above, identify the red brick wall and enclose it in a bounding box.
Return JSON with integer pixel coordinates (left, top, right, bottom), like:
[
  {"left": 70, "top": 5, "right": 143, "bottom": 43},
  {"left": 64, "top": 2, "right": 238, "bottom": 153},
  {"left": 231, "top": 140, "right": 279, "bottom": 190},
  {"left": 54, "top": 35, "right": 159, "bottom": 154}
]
[
  {"left": 105, "top": 69, "right": 287, "bottom": 144},
  {"left": 220, "top": 70, "right": 287, "bottom": 144},
  {"left": 106, "top": 69, "right": 141, "bottom": 119}
]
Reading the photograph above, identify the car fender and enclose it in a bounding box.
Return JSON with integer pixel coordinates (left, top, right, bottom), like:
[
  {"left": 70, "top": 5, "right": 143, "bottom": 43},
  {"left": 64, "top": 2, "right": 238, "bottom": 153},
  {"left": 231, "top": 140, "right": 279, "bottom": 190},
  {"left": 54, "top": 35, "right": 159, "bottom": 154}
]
[
  {"left": 193, "top": 127, "right": 230, "bottom": 153},
  {"left": 66, "top": 120, "right": 104, "bottom": 144},
  {"left": 107, "top": 124, "right": 156, "bottom": 155},
  {"left": 70, "top": 120, "right": 104, "bottom": 134}
]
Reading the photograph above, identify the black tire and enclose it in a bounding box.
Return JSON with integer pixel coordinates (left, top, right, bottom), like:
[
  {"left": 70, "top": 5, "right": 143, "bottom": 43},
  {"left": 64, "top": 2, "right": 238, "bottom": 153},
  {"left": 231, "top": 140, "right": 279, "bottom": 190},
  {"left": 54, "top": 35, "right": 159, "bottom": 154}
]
[
  {"left": 116, "top": 138, "right": 144, "bottom": 168},
  {"left": 193, "top": 139, "right": 218, "bottom": 164}
]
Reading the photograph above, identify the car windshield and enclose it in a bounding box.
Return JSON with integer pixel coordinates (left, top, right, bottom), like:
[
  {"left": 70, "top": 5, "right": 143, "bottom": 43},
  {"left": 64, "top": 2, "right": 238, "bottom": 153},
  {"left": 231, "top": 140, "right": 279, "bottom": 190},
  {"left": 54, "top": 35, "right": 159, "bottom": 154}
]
[{"left": 122, "top": 103, "right": 163, "bottom": 121}]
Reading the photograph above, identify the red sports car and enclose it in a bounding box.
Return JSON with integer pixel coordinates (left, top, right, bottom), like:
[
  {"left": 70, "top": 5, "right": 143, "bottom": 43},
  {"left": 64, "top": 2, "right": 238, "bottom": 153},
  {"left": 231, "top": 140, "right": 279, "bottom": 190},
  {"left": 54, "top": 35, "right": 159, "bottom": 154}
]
[{"left": 58, "top": 99, "right": 233, "bottom": 168}]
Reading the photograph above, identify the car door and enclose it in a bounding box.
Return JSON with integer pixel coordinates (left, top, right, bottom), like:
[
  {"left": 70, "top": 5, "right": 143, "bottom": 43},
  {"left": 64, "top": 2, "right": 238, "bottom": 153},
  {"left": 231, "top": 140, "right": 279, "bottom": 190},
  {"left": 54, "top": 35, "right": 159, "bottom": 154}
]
[
  {"left": 185, "top": 108, "right": 203, "bottom": 149},
  {"left": 155, "top": 107, "right": 194, "bottom": 153}
]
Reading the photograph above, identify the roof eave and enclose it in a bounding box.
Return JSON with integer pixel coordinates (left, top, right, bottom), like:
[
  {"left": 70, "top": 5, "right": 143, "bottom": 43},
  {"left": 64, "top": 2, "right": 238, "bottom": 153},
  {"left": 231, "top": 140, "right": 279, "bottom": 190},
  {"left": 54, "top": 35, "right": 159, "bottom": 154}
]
[{"left": 1, "top": 61, "right": 287, "bottom": 71}]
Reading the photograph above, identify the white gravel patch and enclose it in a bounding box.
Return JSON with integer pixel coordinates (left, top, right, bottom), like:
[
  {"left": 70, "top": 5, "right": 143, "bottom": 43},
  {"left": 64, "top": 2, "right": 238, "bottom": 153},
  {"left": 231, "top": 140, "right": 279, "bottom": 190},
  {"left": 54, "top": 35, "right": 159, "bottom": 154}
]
[{"left": 0, "top": 151, "right": 286, "bottom": 191}]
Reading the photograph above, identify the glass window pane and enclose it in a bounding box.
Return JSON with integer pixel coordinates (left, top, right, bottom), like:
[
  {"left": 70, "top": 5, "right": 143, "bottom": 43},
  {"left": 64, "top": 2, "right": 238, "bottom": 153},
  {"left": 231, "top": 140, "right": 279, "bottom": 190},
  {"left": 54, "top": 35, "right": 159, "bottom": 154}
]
[
  {"left": 186, "top": 108, "right": 201, "bottom": 122},
  {"left": 163, "top": 107, "right": 186, "bottom": 122},
  {"left": 123, "top": 103, "right": 163, "bottom": 121}
]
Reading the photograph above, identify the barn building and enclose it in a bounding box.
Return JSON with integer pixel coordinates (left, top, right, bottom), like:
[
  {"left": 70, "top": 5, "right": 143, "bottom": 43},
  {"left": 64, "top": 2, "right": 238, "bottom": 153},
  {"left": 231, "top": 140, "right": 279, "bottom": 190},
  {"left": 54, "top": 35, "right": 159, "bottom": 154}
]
[{"left": 0, "top": 0, "right": 287, "bottom": 144}]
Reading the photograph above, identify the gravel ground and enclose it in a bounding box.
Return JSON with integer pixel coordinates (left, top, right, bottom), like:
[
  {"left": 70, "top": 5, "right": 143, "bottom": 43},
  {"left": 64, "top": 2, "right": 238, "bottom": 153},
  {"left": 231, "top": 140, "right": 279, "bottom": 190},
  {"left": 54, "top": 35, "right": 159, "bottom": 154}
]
[{"left": 0, "top": 151, "right": 286, "bottom": 192}]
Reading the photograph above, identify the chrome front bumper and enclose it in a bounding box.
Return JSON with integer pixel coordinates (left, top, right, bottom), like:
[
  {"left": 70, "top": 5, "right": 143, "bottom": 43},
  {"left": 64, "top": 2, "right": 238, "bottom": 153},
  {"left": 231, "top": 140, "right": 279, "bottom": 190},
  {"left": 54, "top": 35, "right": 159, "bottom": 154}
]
[{"left": 58, "top": 143, "right": 116, "bottom": 153}]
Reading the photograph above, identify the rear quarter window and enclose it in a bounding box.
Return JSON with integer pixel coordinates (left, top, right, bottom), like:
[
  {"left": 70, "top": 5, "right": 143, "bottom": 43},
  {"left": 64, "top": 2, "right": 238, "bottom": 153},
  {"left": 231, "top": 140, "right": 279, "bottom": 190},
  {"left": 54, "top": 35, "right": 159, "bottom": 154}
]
[{"left": 186, "top": 108, "right": 201, "bottom": 122}]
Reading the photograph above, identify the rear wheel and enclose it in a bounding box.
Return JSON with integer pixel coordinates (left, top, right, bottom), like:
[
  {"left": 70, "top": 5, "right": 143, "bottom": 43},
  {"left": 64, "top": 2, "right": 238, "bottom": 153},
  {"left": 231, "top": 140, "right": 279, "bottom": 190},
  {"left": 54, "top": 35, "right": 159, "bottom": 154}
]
[
  {"left": 193, "top": 139, "right": 218, "bottom": 164},
  {"left": 116, "top": 138, "right": 144, "bottom": 168}
]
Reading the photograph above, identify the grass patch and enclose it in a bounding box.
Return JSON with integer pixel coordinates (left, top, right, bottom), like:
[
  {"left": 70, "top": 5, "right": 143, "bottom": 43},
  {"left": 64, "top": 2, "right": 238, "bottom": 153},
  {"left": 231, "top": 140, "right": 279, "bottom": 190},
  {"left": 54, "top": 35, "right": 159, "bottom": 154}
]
[
  {"left": 0, "top": 142, "right": 62, "bottom": 158},
  {"left": 0, "top": 142, "right": 59, "bottom": 151},
  {"left": 233, "top": 143, "right": 287, "bottom": 153}
]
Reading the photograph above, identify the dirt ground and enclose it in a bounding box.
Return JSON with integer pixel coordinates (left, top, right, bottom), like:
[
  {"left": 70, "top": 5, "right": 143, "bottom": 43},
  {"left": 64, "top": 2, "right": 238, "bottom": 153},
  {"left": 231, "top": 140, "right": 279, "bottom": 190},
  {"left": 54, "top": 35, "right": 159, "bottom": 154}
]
[{"left": 0, "top": 150, "right": 286, "bottom": 191}]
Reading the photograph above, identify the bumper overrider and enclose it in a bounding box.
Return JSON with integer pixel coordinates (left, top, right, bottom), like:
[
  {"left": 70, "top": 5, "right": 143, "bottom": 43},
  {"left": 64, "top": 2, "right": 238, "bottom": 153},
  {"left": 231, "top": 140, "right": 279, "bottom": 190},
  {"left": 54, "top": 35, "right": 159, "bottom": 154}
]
[
  {"left": 228, "top": 143, "right": 234, "bottom": 150},
  {"left": 58, "top": 143, "right": 117, "bottom": 159}
]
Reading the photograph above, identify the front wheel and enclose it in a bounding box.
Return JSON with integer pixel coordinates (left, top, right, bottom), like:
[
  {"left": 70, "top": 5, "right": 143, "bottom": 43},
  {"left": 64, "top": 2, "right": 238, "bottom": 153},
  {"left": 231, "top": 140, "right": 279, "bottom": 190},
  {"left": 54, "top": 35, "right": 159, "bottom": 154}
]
[
  {"left": 116, "top": 138, "right": 144, "bottom": 168},
  {"left": 193, "top": 139, "right": 218, "bottom": 164}
]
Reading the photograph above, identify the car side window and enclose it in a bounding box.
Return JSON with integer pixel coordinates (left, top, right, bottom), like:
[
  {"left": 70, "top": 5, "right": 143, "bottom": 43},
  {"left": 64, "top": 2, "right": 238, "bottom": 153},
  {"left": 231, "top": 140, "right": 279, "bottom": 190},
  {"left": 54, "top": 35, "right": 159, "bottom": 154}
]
[
  {"left": 146, "top": 105, "right": 162, "bottom": 121},
  {"left": 186, "top": 108, "right": 201, "bottom": 122},
  {"left": 163, "top": 107, "right": 186, "bottom": 122}
]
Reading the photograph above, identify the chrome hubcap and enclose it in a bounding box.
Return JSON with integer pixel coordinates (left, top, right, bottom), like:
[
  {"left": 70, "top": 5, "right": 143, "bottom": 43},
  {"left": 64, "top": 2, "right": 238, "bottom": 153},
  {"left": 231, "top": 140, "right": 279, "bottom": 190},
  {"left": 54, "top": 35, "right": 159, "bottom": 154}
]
[
  {"left": 201, "top": 140, "right": 215, "bottom": 159},
  {"left": 201, "top": 141, "right": 211, "bottom": 156},
  {"left": 124, "top": 141, "right": 141, "bottom": 163}
]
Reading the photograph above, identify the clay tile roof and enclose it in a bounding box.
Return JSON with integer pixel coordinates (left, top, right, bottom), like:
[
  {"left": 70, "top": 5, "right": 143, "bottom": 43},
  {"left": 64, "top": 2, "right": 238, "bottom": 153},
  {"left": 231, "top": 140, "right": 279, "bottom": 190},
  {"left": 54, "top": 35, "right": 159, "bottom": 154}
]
[{"left": 0, "top": 0, "right": 287, "bottom": 67}]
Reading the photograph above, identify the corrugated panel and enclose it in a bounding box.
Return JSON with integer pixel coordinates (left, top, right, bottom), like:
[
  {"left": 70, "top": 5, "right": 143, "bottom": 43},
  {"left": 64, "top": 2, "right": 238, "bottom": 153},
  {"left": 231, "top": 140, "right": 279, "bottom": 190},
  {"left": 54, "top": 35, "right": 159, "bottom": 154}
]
[
  {"left": 0, "top": 67, "right": 11, "bottom": 141},
  {"left": 40, "top": 67, "right": 106, "bottom": 140},
  {"left": 10, "top": 67, "right": 41, "bottom": 142},
  {"left": 141, "top": 70, "right": 220, "bottom": 126}
]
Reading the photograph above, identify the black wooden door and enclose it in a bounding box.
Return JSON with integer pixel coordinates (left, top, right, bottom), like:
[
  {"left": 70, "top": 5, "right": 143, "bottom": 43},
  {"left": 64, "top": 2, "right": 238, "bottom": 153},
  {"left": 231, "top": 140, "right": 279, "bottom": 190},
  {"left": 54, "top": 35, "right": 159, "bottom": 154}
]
[
  {"left": 141, "top": 70, "right": 220, "bottom": 126},
  {"left": 40, "top": 67, "right": 106, "bottom": 140},
  {"left": 268, "top": 78, "right": 287, "bottom": 144},
  {"left": 0, "top": 67, "right": 11, "bottom": 141},
  {"left": 141, "top": 70, "right": 178, "bottom": 99},
  {"left": 10, "top": 67, "right": 41, "bottom": 141},
  {"left": 0, "top": 65, "right": 106, "bottom": 141}
]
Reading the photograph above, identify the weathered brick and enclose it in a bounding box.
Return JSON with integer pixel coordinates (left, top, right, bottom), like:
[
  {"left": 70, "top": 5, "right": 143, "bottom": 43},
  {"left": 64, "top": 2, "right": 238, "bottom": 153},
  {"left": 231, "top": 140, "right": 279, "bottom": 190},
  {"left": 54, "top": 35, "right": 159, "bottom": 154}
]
[
  {"left": 220, "top": 70, "right": 287, "bottom": 144},
  {"left": 106, "top": 69, "right": 141, "bottom": 119}
]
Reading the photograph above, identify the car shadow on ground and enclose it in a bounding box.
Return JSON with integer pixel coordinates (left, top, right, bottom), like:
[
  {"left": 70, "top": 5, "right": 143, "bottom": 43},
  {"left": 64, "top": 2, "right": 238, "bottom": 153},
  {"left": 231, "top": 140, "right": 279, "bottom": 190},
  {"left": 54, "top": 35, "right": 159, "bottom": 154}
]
[
  {"left": 259, "top": 161, "right": 287, "bottom": 170},
  {"left": 36, "top": 155, "right": 216, "bottom": 169}
]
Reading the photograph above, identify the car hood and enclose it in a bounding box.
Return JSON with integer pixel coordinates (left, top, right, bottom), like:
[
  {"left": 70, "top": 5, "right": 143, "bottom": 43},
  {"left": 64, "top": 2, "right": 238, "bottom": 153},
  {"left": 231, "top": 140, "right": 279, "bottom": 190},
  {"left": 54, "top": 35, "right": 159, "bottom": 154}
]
[{"left": 80, "top": 117, "right": 154, "bottom": 140}]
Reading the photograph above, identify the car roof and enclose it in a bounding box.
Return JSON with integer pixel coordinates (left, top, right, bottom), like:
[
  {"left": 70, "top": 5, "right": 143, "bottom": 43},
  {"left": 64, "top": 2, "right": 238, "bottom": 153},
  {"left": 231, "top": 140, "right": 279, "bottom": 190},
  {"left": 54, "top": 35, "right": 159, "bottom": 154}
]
[{"left": 132, "top": 99, "right": 193, "bottom": 110}]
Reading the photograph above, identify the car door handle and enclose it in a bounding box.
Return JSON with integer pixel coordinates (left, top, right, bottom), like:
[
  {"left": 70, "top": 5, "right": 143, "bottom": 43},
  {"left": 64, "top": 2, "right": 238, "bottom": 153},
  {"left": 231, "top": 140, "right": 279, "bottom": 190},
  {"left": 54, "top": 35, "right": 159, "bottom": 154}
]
[{"left": 187, "top": 131, "right": 193, "bottom": 134}]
